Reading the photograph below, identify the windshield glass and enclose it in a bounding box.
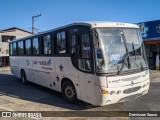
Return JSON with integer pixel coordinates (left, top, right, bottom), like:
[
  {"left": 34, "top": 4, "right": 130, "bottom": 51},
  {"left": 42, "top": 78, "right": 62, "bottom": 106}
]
[{"left": 96, "top": 28, "right": 148, "bottom": 74}]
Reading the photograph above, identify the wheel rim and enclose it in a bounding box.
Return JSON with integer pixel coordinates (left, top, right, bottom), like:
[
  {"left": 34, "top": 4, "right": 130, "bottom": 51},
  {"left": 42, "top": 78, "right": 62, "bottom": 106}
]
[{"left": 64, "top": 85, "right": 75, "bottom": 99}]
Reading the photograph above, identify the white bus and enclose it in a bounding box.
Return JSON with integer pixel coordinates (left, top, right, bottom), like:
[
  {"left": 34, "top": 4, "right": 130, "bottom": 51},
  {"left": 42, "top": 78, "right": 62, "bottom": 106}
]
[{"left": 9, "top": 22, "right": 150, "bottom": 106}]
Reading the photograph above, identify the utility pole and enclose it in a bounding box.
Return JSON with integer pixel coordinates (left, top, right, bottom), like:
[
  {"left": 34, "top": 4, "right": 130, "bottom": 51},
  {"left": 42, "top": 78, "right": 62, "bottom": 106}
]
[{"left": 32, "top": 14, "right": 41, "bottom": 34}]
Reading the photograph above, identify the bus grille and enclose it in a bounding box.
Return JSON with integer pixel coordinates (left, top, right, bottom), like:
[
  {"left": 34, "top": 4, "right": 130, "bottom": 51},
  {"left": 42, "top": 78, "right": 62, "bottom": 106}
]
[
  {"left": 123, "top": 86, "right": 141, "bottom": 94},
  {"left": 118, "top": 93, "right": 142, "bottom": 102}
]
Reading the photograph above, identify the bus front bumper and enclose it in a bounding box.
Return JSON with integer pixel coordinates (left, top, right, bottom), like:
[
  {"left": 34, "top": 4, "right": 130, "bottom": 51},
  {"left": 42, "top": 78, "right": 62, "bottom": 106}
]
[{"left": 95, "top": 79, "right": 150, "bottom": 106}]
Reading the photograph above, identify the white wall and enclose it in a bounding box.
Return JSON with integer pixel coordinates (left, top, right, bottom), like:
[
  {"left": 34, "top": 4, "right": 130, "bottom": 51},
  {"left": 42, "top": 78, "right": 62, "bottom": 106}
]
[{"left": 0, "top": 29, "right": 32, "bottom": 56}]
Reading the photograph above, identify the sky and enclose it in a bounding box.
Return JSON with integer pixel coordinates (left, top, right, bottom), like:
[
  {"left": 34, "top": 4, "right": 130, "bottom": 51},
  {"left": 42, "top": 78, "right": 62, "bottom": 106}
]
[{"left": 0, "top": 0, "right": 160, "bottom": 33}]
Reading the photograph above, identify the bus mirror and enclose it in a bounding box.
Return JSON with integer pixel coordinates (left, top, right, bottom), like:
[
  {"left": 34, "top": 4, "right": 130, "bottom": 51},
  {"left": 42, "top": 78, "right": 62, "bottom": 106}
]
[
  {"left": 96, "top": 49, "right": 104, "bottom": 66},
  {"left": 96, "top": 49, "right": 103, "bottom": 59}
]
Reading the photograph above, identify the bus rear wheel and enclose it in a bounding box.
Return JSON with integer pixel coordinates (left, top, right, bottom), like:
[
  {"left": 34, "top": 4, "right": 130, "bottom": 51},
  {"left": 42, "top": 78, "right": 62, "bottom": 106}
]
[
  {"left": 62, "top": 81, "right": 77, "bottom": 103},
  {"left": 21, "top": 70, "right": 27, "bottom": 84}
]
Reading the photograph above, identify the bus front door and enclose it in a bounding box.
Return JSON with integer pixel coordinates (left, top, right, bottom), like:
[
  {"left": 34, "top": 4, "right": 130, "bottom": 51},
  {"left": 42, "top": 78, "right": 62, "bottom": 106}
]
[{"left": 72, "top": 32, "right": 97, "bottom": 105}]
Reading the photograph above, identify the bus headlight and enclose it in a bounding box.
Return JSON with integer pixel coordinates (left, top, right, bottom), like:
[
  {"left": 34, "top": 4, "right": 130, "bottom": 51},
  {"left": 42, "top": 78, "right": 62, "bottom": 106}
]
[{"left": 110, "top": 91, "right": 115, "bottom": 95}]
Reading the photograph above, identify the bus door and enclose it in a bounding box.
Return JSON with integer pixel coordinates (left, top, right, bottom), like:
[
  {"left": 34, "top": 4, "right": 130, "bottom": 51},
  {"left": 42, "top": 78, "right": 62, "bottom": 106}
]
[{"left": 71, "top": 32, "right": 97, "bottom": 104}]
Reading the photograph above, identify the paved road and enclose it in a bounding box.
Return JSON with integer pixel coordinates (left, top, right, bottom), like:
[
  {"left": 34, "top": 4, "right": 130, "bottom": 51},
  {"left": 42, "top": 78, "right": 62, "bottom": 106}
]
[{"left": 0, "top": 71, "right": 160, "bottom": 120}]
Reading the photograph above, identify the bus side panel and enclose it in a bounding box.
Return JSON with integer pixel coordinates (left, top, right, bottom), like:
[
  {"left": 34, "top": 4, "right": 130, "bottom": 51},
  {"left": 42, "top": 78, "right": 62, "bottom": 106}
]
[
  {"left": 30, "top": 57, "right": 55, "bottom": 88},
  {"left": 38, "top": 71, "right": 51, "bottom": 88},
  {"left": 55, "top": 57, "right": 78, "bottom": 78},
  {"left": 54, "top": 57, "right": 81, "bottom": 99},
  {"left": 50, "top": 73, "right": 79, "bottom": 93},
  {"left": 29, "top": 69, "right": 39, "bottom": 84},
  {"left": 10, "top": 56, "right": 19, "bottom": 77},
  {"left": 18, "top": 56, "right": 33, "bottom": 80},
  {"left": 50, "top": 73, "right": 60, "bottom": 91},
  {"left": 78, "top": 72, "right": 97, "bottom": 105}
]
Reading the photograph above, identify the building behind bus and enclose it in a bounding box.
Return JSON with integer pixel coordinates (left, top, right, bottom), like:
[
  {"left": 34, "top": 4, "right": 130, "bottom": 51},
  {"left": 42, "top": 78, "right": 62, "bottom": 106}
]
[
  {"left": 0, "top": 27, "right": 32, "bottom": 67},
  {"left": 138, "top": 20, "right": 160, "bottom": 69}
]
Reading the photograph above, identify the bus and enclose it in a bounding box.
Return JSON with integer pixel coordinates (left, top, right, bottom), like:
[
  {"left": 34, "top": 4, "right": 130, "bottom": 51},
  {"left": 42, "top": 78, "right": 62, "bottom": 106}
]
[{"left": 9, "top": 22, "right": 150, "bottom": 106}]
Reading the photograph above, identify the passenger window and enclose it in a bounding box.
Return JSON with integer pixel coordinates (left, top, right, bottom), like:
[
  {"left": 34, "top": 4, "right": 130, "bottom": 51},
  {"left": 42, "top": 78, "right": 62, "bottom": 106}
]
[
  {"left": 78, "top": 33, "right": 91, "bottom": 72},
  {"left": 10, "top": 43, "right": 13, "bottom": 55},
  {"left": 25, "top": 39, "right": 31, "bottom": 55},
  {"left": 32, "top": 38, "right": 39, "bottom": 55},
  {"left": 71, "top": 35, "right": 76, "bottom": 54},
  {"left": 18, "top": 41, "right": 24, "bottom": 55},
  {"left": 55, "top": 31, "right": 67, "bottom": 54},
  {"left": 13, "top": 42, "right": 17, "bottom": 55},
  {"left": 43, "top": 35, "right": 51, "bottom": 54}
]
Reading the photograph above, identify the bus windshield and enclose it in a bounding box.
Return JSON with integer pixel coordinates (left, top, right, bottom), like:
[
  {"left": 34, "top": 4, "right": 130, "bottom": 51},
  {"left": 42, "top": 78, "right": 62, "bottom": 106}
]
[{"left": 96, "top": 28, "right": 148, "bottom": 74}]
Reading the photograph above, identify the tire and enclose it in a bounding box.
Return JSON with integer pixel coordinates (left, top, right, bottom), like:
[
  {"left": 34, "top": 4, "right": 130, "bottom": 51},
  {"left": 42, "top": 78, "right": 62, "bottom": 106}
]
[
  {"left": 21, "top": 70, "right": 27, "bottom": 85},
  {"left": 62, "top": 81, "right": 77, "bottom": 103}
]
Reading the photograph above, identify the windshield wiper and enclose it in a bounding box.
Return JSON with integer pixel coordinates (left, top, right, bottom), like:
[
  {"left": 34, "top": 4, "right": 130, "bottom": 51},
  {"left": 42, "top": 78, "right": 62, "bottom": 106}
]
[
  {"left": 117, "top": 30, "right": 131, "bottom": 74},
  {"left": 117, "top": 53, "right": 130, "bottom": 74}
]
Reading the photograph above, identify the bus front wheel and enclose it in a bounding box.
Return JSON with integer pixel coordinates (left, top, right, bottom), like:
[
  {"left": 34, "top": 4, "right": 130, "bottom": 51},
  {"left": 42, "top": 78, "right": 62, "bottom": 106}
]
[
  {"left": 62, "top": 81, "right": 77, "bottom": 103},
  {"left": 21, "top": 70, "right": 27, "bottom": 85}
]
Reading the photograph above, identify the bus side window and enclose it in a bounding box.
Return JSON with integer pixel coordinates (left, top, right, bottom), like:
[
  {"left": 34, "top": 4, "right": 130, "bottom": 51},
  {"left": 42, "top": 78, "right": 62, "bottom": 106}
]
[
  {"left": 25, "top": 39, "right": 31, "bottom": 55},
  {"left": 55, "top": 31, "right": 67, "bottom": 54},
  {"left": 32, "top": 37, "right": 39, "bottom": 55},
  {"left": 10, "top": 43, "right": 13, "bottom": 55},
  {"left": 43, "top": 35, "right": 52, "bottom": 55},
  {"left": 78, "top": 33, "right": 91, "bottom": 72},
  {"left": 18, "top": 41, "right": 24, "bottom": 55},
  {"left": 71, "top": 35, "right": 76, "bottom": 67},
  {"left": 13, "top": 42, "right": 17, "bottom": 55}
]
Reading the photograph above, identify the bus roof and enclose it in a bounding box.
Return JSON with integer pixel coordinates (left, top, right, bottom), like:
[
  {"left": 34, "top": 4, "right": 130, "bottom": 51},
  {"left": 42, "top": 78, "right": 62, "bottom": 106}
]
[
  {"left": 78, "top": 21, "right": 139, "bottom": 29},
  {"left": 10, "top": 21, "right": 139, "bottom": 43}
]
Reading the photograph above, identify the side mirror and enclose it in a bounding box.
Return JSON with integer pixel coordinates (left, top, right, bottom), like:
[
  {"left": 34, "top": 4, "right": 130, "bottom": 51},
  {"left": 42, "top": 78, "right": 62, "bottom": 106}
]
[
  {"left": 96, "top": 49, "right": 104, "bottom": 66},
  {"left": 97, "top": 49, "right": 103, "bottom": 59}
]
